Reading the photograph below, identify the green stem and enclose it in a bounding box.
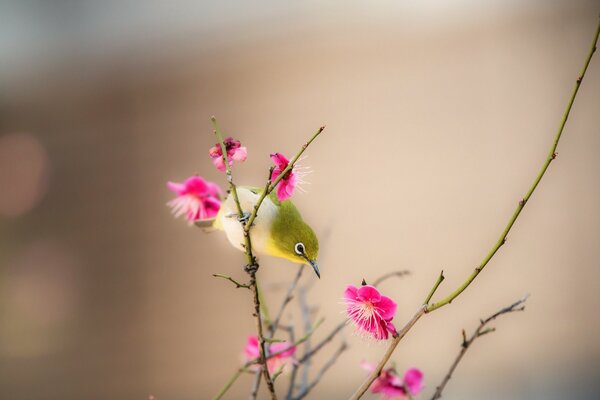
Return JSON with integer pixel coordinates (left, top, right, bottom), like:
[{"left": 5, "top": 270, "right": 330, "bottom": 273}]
[
  {"left": 213, "top": 368, "right": 249, "bottom": 400},
  {"left": 244, "top": 126, "right": 325, "bottom": 232},
  {"left": 426, "top": 17, "right": 600, "bottom": 313},
  {"left": 350, "top": 17, "right": 600, "bottom": 400},
  {"left": 423, "top": 270, "right": 445, "bottom": 305}
]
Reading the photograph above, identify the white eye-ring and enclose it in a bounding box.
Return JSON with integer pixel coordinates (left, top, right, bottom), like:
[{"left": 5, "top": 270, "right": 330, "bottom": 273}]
[{"left": 294, "top": 242, "right": 305, "bottom": 255}]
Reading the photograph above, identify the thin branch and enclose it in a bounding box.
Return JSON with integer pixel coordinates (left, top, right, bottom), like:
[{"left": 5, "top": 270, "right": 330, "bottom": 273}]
[
  {"left": 287, "top": 286, "right": 313, "bottom": 399},
  {"left": 213, "top": 367, "right": 251, "bottom": 400},
  {"left": 426, "top": 17, "right": 600, "bottom": 312},
  {"left": 213, "top": 274, "right": 250, "bottom": 289},
  {"left": 430, "top": 295, "right": 528, "bottom": 400},
  {"left": 244, "top": 126, "right": 325, "bottom": 232},
  {"left": 350, "top": 19, "right": 600, "bottom": 399},
  {"left": 298, "top": 320, "right": 346, "bottom": 364},
  {"left": 249, "top": 369, "right": 261, "bottom": 400},
  {"left": 349, "top": 305, "right": 427, "bottom": 400},
  {"left": 293, "top": 341, "right": 349, "bottom": 400},
  {"left": 372, "top": 270, "right": 411, "bottom": 287},
  {"left": 214, "top": 319, "right": 324, "bottom": 400},
  {"left": 269, "top": 265, "right": 304, "bottom": 336},
  {"left": 212, "top": 117, "right": 276, "bottom": 399},
  {"left": 299, "top": 269, "right": 411, "bottom": 365},
  {"left": 423, "top": 270, "right": 445, "bottom": 305}
]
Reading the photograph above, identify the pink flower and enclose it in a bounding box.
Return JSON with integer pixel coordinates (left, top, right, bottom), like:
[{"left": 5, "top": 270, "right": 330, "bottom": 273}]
[
  {"left": 361, "top": 362, "right": 424, "bottom": 399},
  {"left": 244, "top": 336, "right": 296, "bottom": 374},
  {"left": 166, "top": 175, "right": 221, "bottom": 223},
  {"left": 343, "top": 284, "right": 398, "bottom": 340},
  {"left": 270, "top": 153, "right": 310, "bottom": 201},
  {"left": 209, "top": 137, "right": 247, "bottom": 172}
]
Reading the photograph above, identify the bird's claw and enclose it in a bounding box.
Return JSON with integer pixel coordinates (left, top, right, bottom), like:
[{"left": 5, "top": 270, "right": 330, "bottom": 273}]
[
  {"left": 244, "top": 263, "right": 259, "bottom": 274},
  {"left": 237, "top": 212, "right": 251, "bottom": 223}
]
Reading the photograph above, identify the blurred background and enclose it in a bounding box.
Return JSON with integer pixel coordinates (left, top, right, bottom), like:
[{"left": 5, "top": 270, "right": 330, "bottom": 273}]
[{"left": 1, "top": 1, "right": 600, "bottom": 399}]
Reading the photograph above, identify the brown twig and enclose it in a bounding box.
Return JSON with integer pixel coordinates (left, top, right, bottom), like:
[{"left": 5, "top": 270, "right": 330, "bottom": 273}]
[
  {"left": 269, "top": 265, "right": 304, "bottom": 336},
  {"left": 372, "top": 270, "right": 411, "bottom": 287},
  {"left": 212, "top": 274, "right": 251, "bottom": 289},
  {"left": 293, "top": 341, "right": 349, "bottom": 400},
  {"left": 430, "top": 295, "right": 528, "bottom": 400},
  {"left": 212, "top": 117, "right": 277, "bottom": 399}
]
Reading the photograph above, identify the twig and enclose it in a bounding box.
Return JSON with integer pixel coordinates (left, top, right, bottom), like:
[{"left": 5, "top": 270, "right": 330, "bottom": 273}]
[
  {"left": 213, "top": 367, "right": 251, "bottom": 400},
  {"left": 423, "top": 270, "right": 445, "bottom": 305},
  {"left": 349, "top": 17, "right": 600, "bottom": 400},
  {"left": 299, "top": 269, "right": 411, "bottom": 365},
  {"left": 244, "top": 126, "right": 325, "bottom": 232},
  {"left": 214, "top": 319, "right": 324, "bottom": 400},
  {"left": 426, "top": 17, "right": 600, "bottom": 313},
  {"left": 269, "top": 265, "right": 304, "bottom": 336},
  {"left": 249, "top": 369, "right": 261, "bottom": 400},
  {"left": 349, "top": 305, "right": 427, "bottom": 400},
  {"left": 212, "top": 117, "right": 276, "bottom": 399},
  {"left": 298, "top": 320, "right": 345, "bottom": 364},
  {"left": 372, "top": 270, "right": 411, "bottom": 287},
  {"left": 293, "top": 341, "right": 349, "bottom": 400},
  {"left": 287, "top": 286, "right": 312, "bottom": 399},
  {"left": 213, "top": 274, "right": 250, "bottom": 289},
  {"left": 430, "top": 295, "right": 528, "bottom": 400}
]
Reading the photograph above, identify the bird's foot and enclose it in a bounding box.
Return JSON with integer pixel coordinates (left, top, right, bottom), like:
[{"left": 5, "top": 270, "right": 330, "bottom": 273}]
[
  {"left": 244, "top": 262, "right": 259, "bottom": 275},
  {"left": 237, "top": 212, "right": 251, "bottom": 223}
]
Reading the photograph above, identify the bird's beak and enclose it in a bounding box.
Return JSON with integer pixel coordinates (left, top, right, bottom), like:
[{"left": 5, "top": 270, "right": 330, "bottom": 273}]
[{"left": 307, "top": 259, "right": 320, "bottom": 279}]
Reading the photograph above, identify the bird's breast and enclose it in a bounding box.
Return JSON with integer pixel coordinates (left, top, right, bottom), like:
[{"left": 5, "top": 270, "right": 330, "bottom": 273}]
[{"left": 217, "top": 188, "right": 277, "bottom": 255}]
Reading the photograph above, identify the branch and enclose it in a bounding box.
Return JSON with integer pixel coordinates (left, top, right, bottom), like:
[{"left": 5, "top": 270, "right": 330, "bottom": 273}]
[
  {"left": 269, "top": 265, "right": 304, "bottom": 336},
  {"left": 300, "top": 269, "right": 412, "bottom": 365},
  {"left": 214, "top": 319, "right": 324, "bottom": 400},
  {"left": 430, "top": 295, "right": 528, "bottom": 400},
  {"left": 426, "top": 17, "right": 600, "bottom": 312},
  {"left": 244, "top": 125, "right": 325, "bottom": 232},
  {"left": 423, "top": 270, "right": 445, "bottom": 305},
  {"left": 349, "top": 18, "right": 600, "bottom": 399},
  {"left": 211, "top": 117, "right": 276, "bottom": 399},
  {"left": 293, "top": 341, "right": 349, "bottom": 400},
  {"left": 287, "top": 286, "right": 313, "bottom": 399},
  {"left": 212, "top": 274, "right": 250, "bottom": 289},
  {"left": 371, "top": 270, "right": 411, "bottom": 287},
  {"left": 349, "top": 305, "right": 427, "bottom": 400}
]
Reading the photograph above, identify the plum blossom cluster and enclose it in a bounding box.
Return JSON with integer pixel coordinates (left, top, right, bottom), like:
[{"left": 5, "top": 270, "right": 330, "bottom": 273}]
[
  {"left": 344, "top": 284, "right": 398, "bottom": 340},
  {"left": 362, "top": 362, "right": 424, "bottom": 399},
  {"left": 208, "top": 137, "right": 247, "bottom": 172},
  {"left": 167, "top": 137, "right": 307, "bottom": 223},
  {"left": 243, "top": 335, "right": 296, "bottom": 374}
]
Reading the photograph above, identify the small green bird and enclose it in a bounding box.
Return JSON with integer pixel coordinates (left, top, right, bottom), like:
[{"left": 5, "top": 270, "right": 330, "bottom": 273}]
[{"left": 214, "top": 187, "right": 320, "bottom": 278}]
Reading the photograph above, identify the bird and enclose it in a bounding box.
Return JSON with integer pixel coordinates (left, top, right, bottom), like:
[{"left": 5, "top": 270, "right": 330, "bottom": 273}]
[{"left": 212, "top": 186, "right": 320, "bottom": 278}]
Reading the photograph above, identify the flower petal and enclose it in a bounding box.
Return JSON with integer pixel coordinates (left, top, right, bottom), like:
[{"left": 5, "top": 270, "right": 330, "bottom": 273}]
[
  {"left": 375, "top": 295, "right": 397, "bottom": 320},
  {"left": 357, "top": 285, "right": 382, "bottom": 303},
  {"left": 403, "top": 368, "right": 424, "bottom": 395},
  {"left": 270, "top": 153, "right": 289, "bottom": 169},
  {"left": 344, "top": 285, "right": 359, "bottom": 301},
  {"left": 166, "top": 181, "right": 186, "bottom": 195},
  {"left": 230, "top": 146, "right": 247, "bottom": 161}
]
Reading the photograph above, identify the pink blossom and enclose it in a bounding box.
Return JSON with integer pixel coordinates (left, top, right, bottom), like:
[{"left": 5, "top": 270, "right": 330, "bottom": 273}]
[
  {"left": 343, "top": 284, "right": 398, "bottom": 340},
  {"left": 270, "top": 152, "right": 311, "bottom": 201},
  {"left": 361, "top": 362, "right": 424, "bottom": 399},
  {"left": 166, "top": 175, "right": 221, "bottom": 223},
  {"left": 208, "top": 137, "right": 247, "bottom": 172},
  {"left": 244, "top": 336, "right": 296, "bottom": 374}
]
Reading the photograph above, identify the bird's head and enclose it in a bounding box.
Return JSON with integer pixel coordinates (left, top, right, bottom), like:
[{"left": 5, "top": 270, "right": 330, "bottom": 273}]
[{"left": 268, "top": 200, "right": 320, "bottom": 278}]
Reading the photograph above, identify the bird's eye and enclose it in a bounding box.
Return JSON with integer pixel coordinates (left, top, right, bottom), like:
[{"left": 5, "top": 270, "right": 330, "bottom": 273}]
[{"left": 294, "top": 242, "right": 305, "bottom": 255}]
